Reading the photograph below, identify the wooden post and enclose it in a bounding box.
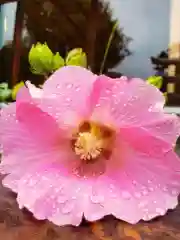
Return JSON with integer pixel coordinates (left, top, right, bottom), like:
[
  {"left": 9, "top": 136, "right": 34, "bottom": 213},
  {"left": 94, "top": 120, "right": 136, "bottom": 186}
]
[
  {"left": 168, "top": 0, "right": 180, "bottom": 93},
  {"left": 11, "top": 0, "right": 24, "bottom": 88},
  {"left": 86, "top": 0, "right": 99, "bottom": 72}
]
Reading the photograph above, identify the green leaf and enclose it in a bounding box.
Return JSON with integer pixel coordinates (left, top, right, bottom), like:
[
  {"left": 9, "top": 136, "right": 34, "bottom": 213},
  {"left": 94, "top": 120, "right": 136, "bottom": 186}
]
[{"left": 0, "top": 83, "right": 12, "bottom": 102}]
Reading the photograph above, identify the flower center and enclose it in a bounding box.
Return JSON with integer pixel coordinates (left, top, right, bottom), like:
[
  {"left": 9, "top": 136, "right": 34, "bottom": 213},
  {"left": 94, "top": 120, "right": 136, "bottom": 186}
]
[
  {"left": 74, "top": 132, "right": 103, "bottom": 161},
  {"left": 72, "top": 121, "right": 114, "bottom": 162}
]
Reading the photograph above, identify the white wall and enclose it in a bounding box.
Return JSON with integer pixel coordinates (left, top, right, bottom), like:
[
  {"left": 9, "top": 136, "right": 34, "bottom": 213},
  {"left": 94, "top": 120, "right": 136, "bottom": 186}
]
[
  {"left": 1, "top": 2, "right": 17, "bottom": 47},
  {"left": 108, "top": 0, "right": 170, "bottom": 79}
]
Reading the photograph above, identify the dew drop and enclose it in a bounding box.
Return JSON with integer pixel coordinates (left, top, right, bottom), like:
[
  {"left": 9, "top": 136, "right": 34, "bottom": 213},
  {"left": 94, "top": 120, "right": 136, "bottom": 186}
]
[
  {"left": 61, "top": 202, "right": 74, "bottom": 214},
  {"left": 74, "top": 188, "right": 81, "bottom": 194},
  {"left": 110, "top": 184, "right": 115, "bottom": 189},
  {"left": 121, "top": 191, "right": 131, "bottom": 200},
  {"left": 142, "top": 190, "right": 148, "bottom": 196},
  {"left": 96, "top": 103, "right": 100, "bottom": 107},
  {"left": 171, "top": 189, "right": 178, "bottom": 196},
  {"left": 149, "top": 187, "right": 154, "bottom": 192},
  {"left": 66, "top": 98, "right": 71, "bottom": 102},
  {"left": 90, "top": 194, "right": 104, "bottom": 204},
  {"left": 132, "top": 180, "right": 137, "bottom": 186},
  {"left": 138, "top": 201, "right": 147, "bottom": 208},
  {"left": 134, "top": 192, "right": 141, "bottom": 198},
  {"left": 75, "top": 87, "right": 80, "bottom": 92},
  {"left": 54, "top": 188, "right": 60, "bottom": 193},
  {"left": 57, "top": 195, "right": 67, "bottom": 203},
  {"left": 143, "top": 208, "right": 149, "bottom": 213},
  {"left": 156, "top": 208, "right": 165, "bottom": 215},
  {"left": 51, "top": 195, "right": 55, "bottom": 199},
  {"left": 67, "top": 83, "right": 73, "bottom": 89},
  {"left": 163, "top": 186, "right": 168, "bottom": 192},
  {"left": 111, "top": 193, "right": 117, "bottom": 198},
  {"left": 105, "top": 89, "right": 111, "bottom": 94}
]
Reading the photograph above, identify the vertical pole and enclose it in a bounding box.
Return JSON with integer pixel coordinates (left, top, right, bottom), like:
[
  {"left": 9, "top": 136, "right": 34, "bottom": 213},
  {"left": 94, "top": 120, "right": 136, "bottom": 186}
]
[
  {"left": 11, "top": 0, "right": 24, "bottom": 88},
  {"left": 0, "top": 6, "right": 2, "bottom": 48}
]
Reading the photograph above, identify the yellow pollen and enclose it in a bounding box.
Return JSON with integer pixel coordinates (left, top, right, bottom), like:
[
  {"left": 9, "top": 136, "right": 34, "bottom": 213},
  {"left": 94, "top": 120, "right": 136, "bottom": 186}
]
[{"left": 74, "top": 132, "right": 103, "bottom": 161}]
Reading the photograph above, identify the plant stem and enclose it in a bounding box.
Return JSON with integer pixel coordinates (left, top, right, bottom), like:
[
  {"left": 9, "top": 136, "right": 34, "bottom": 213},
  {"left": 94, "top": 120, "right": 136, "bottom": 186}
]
[{"left": 99, "top": 20, "right": 119, "bottom": 74}]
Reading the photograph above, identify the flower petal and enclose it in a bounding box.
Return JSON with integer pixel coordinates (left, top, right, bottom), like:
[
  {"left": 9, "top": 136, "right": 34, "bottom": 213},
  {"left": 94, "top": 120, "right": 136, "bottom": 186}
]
[
  {"left": 120, "top": 126, "right": 180, "bottom": 169},
  {"left": 26, "top": 81, "right": 43, "bottom": 99},
  {"left": 89, "top": 75, "right": 165, "bottom": 127},
  {"left": 0, "top": 103, "right": 26, "bottom": 155},
  {"left": 40, "top": 66, "right": 97, "bottom": 126},
  {"left": 140, "top": 115, "right": 180, "bottom": 146},
  {"left": 16, "top": 102, "right": 63, "bottom": 147},
  {"left": 86, "top": 147, "right": 180, "bottom": 224},
  {"left": 0, "top": 102, "right": 69, "bottom": 172},
  {"left": 3, "top": 165, "right": 85, "bottom": 226},
  {"left": 16, "top": 85, "right": 32, "bottom": 101},
  {"left": 16, "top": 82, "right": 43, "bottom": 106}
]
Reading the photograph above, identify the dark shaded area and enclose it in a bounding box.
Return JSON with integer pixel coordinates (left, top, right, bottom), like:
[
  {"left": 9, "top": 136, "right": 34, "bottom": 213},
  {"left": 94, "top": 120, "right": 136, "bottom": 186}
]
[
  {"left": 23, "top": 0, "right": 131, "bottom": 73},
  {"left": 0, "top": 42, "right": 45, "bottom": 86}
]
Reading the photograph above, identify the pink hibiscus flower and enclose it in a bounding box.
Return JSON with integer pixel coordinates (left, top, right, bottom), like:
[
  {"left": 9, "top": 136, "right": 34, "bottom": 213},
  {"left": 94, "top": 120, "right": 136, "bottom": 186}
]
[{"left": 0, "top": 66, "right": 180, "bottom": 226}]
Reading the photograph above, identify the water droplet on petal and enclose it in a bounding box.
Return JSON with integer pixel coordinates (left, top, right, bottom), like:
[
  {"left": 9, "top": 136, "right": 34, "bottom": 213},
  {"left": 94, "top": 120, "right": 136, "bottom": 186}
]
[
  {"left": 171, "top": 189, "right": 178, "bottom": 196},
  {"left": 132, "top": 180, "right": 137, "bottom": 185},
  {"left": 66, "top": 98, "right": 71, "bottom": 102},
  {"left": 75, "top": 86, "right": 80, "bottom": 92},
  {"left": 67, "top": 84, "right": 73, "bottom": 89},
  {"left": 50, "top": 93, "right": 57, "bottom": 98},
  {"left": 75, "top": 187, "right": 81, "bottom": 193},
  {"left": 138, "top": 201, "right": 147, "bottom": 208},
  {"left": 134, "top": 192, "right": 141, "bottom": 198},
  {"left": 96, "top": 103, "right": 100, "bottom": 107},
  {"left": 142, "top": 190, "right": 148, "bottom": 196},
  {"left": 163, "top": 187, "right": 168, "bottom": 192},
  {"left": 57, "top": 195, "right": 67, "bottom": 203},
  {"left": 149, "top": 187, "right": 154, "bottom": 192},
  {"left": 61, "top": 202, "right": 74, "bottom": 214},
  {"left": 90, "top": 194, "right": 104, "bottom": 204},
  {"left": 105, "top": 89, "right": 111, "bottom": 94},
  {"left": 156, "top": 208, "right": 165, "bottom": 215},
  {"left": 122, "top": 191, "right": 131, "bottom": 200},
  {"left": 110, "top": 184, "right": 115, "bottom": 189}
]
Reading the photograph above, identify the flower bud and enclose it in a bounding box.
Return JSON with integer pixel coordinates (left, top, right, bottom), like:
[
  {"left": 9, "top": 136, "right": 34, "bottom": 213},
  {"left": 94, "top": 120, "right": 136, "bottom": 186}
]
[
  {"left": 147, "top": 76, "right": 163, "bottom": 89},
  {"left": 51, "top": 52, "right": 64, "bottom": 71},
  {"left": 29, "top": 42, "right": 57, "bottom": 75},
  {"left": 65, "top": 48, "right": 87, "bottom": 68}
]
